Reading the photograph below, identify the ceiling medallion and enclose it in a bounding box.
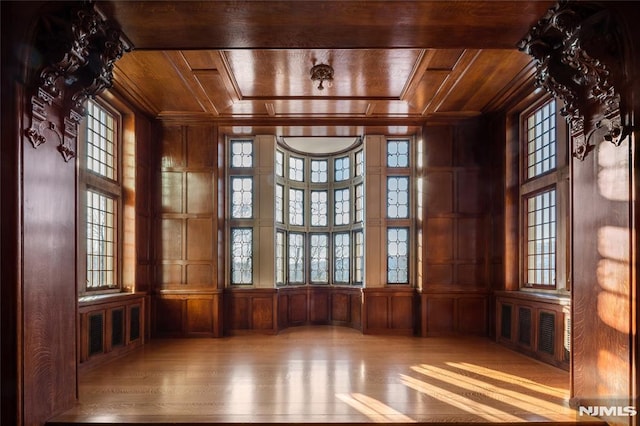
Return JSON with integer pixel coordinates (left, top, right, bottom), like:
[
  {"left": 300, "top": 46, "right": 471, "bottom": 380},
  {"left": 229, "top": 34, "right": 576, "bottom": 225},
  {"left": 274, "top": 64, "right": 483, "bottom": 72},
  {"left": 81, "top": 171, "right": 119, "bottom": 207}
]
[{"left": 310, "top": 64, "right": 334, "bottom": 90}]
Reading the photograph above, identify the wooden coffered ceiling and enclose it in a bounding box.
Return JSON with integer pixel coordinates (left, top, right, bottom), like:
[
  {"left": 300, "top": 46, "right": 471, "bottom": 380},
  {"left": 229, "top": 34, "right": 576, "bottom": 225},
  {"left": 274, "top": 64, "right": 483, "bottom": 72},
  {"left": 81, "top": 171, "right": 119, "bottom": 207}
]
[{"left": 106, "top": 1, "right": 554, "bottom": 135}]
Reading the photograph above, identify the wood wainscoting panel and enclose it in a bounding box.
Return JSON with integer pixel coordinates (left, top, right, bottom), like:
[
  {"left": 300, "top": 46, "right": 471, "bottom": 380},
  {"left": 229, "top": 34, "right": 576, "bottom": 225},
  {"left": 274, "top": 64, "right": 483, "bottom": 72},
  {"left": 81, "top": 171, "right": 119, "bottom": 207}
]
[
  {"left": 364, "top": 295, "right": 388, "bottom": 331},
  {"left": 288, "top": 293, "right": 308, "bottom": 325},
  {"left": 330, "top": 292, "right": 349, "bottom": 323},
  {"left": 154, "top": 291, "right": 223, "bottom": 337},
  {"left": 227, "top": 293, "right": 250, "bottom": 330},
  {"left": 252, "top": 297, "right": 275, "bottom": 330},
  {"left": 225, "top": 288, "right": 277, "bottom": 334},
  {"left": 277, "top": 287, "right": 308, "bottom": 327},
  {"left": 391, "top": 295, "right": 414, "bottom": 329},
  {"left": 186, "top": 297, "right": 214, "bottom": 334},
  {"left": 277, "top": 286, "right": 362, "bottom": 330},
  {"left": 277, "top": 291, "right": 289, "bottom": 330},
  {"left": 350, "top": 291, "right": 363, "bottom": 329},
  {"left": 309, "top": 287, "right": 330, "bottom": 324},
  {"left": 154, "top": 296, "right": 184, "bottom": 334},
  {"left": 457, "top": 296, "right": 488, "bottom": 334},
  {"left": 419, "top": 291, "right": 488, "bottom": 337},
  {"left": 363, "top": 287, "right": 416, "bottom": 335},
  {"left": 424, "top": 296, "right": 455, "bottom": 335}
]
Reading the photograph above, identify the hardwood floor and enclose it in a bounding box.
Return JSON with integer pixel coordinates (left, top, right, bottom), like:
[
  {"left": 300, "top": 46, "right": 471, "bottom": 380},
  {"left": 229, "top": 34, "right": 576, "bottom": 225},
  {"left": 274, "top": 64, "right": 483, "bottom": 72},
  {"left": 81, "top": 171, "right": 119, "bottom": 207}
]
[{"left": 50, "top": 326, "right": 601, "bottom": 425}]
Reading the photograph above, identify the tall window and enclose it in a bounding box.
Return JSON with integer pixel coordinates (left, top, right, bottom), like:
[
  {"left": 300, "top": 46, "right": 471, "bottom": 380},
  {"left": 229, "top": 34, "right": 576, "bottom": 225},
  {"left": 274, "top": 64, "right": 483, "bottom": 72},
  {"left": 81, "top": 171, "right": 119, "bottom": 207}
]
[
  {"left": 385, "top": 139, "right": 412, "bottom": 284},
  {"left": 229, "top": 139, "right": 255, "bottom": 285},
  {"left": 520, "top": 99, "right": 566, "bottom": 290},
  {"left": 81, "top": 99, "right": 121, "bottom": 292},
  {"left": 275, "top": 145, "right": 364, "bottom": 286}
]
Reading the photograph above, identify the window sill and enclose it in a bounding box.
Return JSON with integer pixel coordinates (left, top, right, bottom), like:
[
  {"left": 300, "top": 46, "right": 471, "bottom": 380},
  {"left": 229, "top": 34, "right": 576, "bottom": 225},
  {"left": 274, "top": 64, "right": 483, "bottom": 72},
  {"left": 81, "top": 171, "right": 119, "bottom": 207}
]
[
  {"left": 494, "top": 289, "right": 570, "bottom": 306},
  {"left": 78, "top": 291, "right": 146, "bottom": 308}
]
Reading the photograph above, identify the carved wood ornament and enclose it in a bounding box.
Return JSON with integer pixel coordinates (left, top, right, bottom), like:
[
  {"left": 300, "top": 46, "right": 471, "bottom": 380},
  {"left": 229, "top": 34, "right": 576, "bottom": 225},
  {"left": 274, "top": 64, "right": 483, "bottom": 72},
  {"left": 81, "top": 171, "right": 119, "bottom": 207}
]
[
  {"left": 518, "top": 0, "right": 631, "bottom": 161},
  {"left": 25, "top": 2, "right": 132, "bottom": 162}
]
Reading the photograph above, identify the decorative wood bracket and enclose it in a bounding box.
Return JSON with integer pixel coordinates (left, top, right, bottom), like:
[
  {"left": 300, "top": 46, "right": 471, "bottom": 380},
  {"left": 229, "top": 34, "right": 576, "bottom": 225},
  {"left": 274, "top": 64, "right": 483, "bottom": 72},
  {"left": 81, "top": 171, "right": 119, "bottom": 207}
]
[
  {"left": 518, "top": 1, "right": 631, "bottom": 161},
  {"left": 24, "top": 2, "right": 133, "bottom": 162}
]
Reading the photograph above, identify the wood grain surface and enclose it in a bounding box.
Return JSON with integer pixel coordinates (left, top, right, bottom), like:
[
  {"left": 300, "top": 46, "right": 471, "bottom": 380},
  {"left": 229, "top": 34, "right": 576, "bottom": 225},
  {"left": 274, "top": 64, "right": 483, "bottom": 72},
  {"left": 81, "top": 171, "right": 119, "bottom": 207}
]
[{"left": 50, "top": 326, "right": 601, "bottom": 424}]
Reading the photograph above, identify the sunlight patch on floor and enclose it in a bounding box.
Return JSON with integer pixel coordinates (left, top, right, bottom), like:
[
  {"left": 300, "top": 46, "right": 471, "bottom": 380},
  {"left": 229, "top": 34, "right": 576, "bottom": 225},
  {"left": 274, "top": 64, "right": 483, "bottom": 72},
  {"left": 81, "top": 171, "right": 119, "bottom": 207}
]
[{"left": 335, "top": 392, "right": 415, "bottom": 423}]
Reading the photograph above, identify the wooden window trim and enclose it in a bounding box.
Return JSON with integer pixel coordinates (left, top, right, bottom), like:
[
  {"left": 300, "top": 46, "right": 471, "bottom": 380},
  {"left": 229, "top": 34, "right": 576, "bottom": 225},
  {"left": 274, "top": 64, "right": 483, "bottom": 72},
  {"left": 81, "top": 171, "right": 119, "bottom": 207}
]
[
  {"left": 78, "top": 98, "right": 123, "bottom": 295},
  {"left": 517, "top": 96, "right": 570, "bottom": 294}
]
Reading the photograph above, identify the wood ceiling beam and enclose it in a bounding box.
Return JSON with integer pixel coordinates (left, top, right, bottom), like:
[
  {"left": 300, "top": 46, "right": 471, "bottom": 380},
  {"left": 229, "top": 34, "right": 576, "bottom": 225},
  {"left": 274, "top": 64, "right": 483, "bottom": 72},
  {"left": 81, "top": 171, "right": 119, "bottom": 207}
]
[{"left": 104, "top": 1, "right": 555, "bottom": 50}]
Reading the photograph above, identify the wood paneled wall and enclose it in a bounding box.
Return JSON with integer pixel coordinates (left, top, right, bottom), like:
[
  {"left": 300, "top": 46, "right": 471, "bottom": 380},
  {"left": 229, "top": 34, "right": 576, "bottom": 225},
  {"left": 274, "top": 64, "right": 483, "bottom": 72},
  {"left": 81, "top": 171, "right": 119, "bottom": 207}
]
[
  {"left": 225, "top": 288, "right": 278, "bottom": 334},
  {"left": 154, "top": 291, "right": 223, "bottom": 337},
  {"left": 277, "top": 287, "right": 363, "bottom": 330},
  {"left": 153, "top": 124, "right": 223, "bottom": 336},
  {"left": 152, "top": 121, "right": 497, "bottom": 337},
  {"left": 572, "top": 120, "right": 634, "bottom": 402},
  {"left": 19, "top": 87, "right": 77, "bottom": 426},
  {"left": 419, "top": 291, "right": 488, "bottom": 336},
  {"left": 133, "top": 114, "right": 153, "bottom": 297},
  {"left": 363, "top": 287, "right": 416, "bottom": 335},
  {"left": 418, "top": 120, "right": 494, "bottom": 335}
]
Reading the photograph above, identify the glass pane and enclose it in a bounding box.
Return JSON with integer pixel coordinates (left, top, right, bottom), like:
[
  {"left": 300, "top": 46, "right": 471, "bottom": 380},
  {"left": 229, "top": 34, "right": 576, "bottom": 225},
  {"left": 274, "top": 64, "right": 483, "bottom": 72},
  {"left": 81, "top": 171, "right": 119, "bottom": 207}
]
[
  {"left": 288, "top": 188, "right": 304, "bottom": 226},
  {"left": 230, "top": 140, "right": 253, "bottom": 168},
  {"left": 275, "top": 184, "right": 284, "bottom": 223},
  {"left": 525, "top": 100, "right": 556, "bottom": 178},
  {"left": 387, "top": 228, "right": 409, "bottom": 284},
  {"left": 355, "top": 183, "right": 365, "bottom": 223},
  {"left": 288, "top": 233, "right": 305, "bottom": 283},
  {"left": 355, "top": 150, "right": 364, "bottom": 177},
  {"left": 86, "top": 100, "right": 116, "bottom": 180},
  {"left": 334, "top": 188, "right": 350, "bottom": 225},
  {"left": 354, "top": 231, "right": 364, "bottom": 284},
  {"left": 311, "top": 191, "right": 328, "bottom": 227},
  {"left": 387, "top": 140, "right": 409, "bottom": 168},
  {"left": 525, "top": 188, "right": 556, "bottom": 286},
  {"left": 387, "top": 176, "right": 409, "bottom": 218},
  {"left": 335, "top": 156, "right": 350, "bottom": 181},
  {"left": 334, "top": 233, "right": 350, "bottom": 283},
  {"left": 86, "top": 190, "right": 116, "bottom": 289},
  {"left": 231, "top": 177, "right": 253, "bottom": 218},
  {"left": 276, "top": 231, "right": 285, "bottom": 285},
  {"left": 231, "top": 228, "right": 253, "bottom": 284},
  {"left": 311, "top": 159, "right": 328, "bottom": 183},
  {"left": 289, "top": 156, "right": 304, "bottom": 182},
  {"left": 275, "top": 150, "right": 284, "bottom": 177},
  {"left": 310, "top": 233, "right": 329, "bottom": 283}
]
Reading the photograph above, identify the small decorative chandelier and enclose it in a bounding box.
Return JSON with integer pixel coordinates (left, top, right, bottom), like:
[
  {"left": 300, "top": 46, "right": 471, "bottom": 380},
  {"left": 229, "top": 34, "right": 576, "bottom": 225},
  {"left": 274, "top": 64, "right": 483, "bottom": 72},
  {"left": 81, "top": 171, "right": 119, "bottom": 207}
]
[{"left": 310, "top": 63, "right": 334, "bottom": 90}]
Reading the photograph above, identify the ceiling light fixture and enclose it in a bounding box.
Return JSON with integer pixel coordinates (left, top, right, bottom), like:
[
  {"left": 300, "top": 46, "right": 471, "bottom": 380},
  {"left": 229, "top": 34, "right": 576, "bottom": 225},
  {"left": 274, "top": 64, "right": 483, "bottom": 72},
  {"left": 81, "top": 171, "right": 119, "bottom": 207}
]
[{"left": 310, "top": 63, "right": 334, "bottom": 90}]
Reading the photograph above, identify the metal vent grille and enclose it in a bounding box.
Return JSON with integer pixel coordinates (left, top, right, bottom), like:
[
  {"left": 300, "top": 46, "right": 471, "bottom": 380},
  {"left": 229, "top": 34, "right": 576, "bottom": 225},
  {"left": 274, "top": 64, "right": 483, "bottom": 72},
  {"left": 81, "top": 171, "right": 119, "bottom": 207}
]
[
  {"left": 111, "top": 308, "right": 124, "bottom": 347},
  {"left": 538, "top": 311, "right": 555, "bottom": 355},
  {"left": 564, "top": 315, "right": 571, "bottom": 361},
  {"left": 88, "top": 312, "right": 104, "bottom": 356},
  {"left": 518, "top": 307, "right": 532, "bottom": 346},
  {"left": 130, "top": 305, "right": 140, "bottom": 341},
  {"left": 501, "top": 304, "right": 512, "bottom": 339}
]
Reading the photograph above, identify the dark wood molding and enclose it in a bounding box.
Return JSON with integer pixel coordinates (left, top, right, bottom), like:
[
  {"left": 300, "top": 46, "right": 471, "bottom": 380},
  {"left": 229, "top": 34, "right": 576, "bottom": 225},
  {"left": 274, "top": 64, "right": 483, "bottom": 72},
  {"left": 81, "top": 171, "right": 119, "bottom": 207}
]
[
  {"left": 25, "top": 2, "right": 132, "bottom": 162},
  {"left": 518, "top": 1, "right": 632, "bottom": 160}
]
